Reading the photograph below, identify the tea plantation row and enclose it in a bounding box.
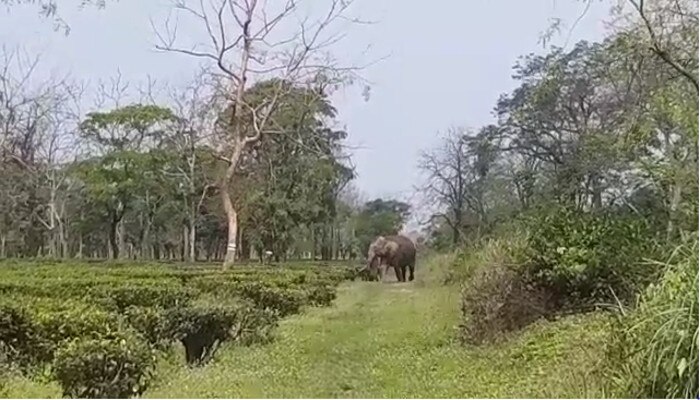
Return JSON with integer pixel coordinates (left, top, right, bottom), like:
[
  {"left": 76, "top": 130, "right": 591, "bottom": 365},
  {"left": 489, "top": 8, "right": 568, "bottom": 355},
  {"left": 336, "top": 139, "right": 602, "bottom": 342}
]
[{"left": 0, "top": 260, "right": 356, "bottom": 398}]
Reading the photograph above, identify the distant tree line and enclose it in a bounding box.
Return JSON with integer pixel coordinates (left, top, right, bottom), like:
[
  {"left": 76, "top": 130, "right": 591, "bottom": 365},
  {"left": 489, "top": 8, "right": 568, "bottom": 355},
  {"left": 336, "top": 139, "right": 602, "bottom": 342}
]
[{"left": 0, "top": 56, "right": 410, "bottom": 262}]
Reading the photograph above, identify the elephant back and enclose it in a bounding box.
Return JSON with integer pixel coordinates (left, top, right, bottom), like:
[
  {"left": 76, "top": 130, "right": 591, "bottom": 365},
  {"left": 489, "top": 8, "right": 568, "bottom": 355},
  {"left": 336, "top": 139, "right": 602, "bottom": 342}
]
[{"left": 385, "top": 235, "right": 416, "bottom": 267}]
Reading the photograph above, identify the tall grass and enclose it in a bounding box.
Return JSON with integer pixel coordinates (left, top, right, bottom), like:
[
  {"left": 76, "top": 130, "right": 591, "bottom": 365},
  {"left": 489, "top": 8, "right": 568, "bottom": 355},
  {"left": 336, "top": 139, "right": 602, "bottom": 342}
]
[
  {"left": 608, "top": 235, "right": 699, "bottom": 398},
  {"left": 442, "top": 232, "right": 531, "bottom": 286}
]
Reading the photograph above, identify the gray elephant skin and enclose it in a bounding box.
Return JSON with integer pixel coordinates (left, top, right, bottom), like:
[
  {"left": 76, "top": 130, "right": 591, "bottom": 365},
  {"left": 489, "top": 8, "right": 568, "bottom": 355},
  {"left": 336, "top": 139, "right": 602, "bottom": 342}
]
[{"left": 364, "top": 235, "right": 416, "bottom": 282}]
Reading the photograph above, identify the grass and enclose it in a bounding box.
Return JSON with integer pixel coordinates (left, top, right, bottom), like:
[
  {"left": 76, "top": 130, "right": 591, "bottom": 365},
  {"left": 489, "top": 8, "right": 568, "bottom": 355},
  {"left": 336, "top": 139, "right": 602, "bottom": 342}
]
[
  {"left": 606, "top": 237, "right": 699, "bottom": 398},
  {"left": 2, "top": 257, "right": 611, "bottom": 398},
  {"left": 144, "top": 274, "right": 608, "bottom": 397}
]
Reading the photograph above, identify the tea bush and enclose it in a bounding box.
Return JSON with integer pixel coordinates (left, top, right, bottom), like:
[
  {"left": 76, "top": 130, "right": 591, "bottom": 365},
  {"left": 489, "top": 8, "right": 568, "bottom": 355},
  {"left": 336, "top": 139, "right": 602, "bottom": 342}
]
[
  {"left": 123, "top": 306, "right": 170, "bottom": 349},
  {"left": 0, "top": 260, "right": 352, "bottom": 397},
  {"left": 53, "top": 333, "right": 155, "bottom": 398},
  {"left": 94, "top": 284, "right": 194, "bottom": 311},
  {"left": 33, "top": 302, "right": 123, "bottom": 364},
  {"left": 0, "top": 302, "right": 39, "bottom": 368},
  {"left": 235, "top": 281, "right": 305, "bottom": 317},
  {"left": 304, "top": 282, "right": 336, "bottom": 306}
]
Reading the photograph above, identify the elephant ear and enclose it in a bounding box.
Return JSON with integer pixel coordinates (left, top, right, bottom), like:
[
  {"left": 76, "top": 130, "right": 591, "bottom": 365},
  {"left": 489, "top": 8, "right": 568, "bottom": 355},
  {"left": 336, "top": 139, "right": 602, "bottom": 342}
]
[
  {"left": 384, "top": 240, "right": 399, "bottom": 254},
  {"left": 370, "top": 236, "right": 385, "bottom": 251}
]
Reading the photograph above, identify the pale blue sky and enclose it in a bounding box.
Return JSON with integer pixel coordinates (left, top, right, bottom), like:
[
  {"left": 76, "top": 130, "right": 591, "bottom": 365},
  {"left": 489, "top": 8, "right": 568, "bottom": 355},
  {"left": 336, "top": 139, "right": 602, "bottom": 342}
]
[{"left": 0, "top": 1, "right": 612, "bottom": 212}]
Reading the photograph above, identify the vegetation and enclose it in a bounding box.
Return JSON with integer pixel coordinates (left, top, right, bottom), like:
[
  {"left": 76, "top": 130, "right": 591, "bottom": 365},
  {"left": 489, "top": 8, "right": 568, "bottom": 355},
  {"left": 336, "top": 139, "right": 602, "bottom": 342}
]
[
  {"left": 0, "top": 259, "right": 354, "bottom": 397},
  {"left": 1, "top": 259, "right": 613, "bottom": 398},
  {"left": 415, "top": 1, "right": 698, "bottom": 398},
  {"left": 607, "top": 237, "right": 698, "bottom": 398},
  {"left": 0, "top": 0, "right": 697, "bottom": 398}
]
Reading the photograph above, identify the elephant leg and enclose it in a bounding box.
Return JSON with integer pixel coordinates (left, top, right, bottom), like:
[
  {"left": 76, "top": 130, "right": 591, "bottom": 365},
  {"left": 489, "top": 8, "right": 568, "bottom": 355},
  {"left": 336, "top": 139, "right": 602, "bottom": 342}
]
[
  {"left": 408, "top": 263, "right": 415, "bottom": 281},
  {"left": 400, "top": 265, "right": 407, "bottom": 282},
  {"left": 396, "top": 265, "right": 405, "bottom": 282}
]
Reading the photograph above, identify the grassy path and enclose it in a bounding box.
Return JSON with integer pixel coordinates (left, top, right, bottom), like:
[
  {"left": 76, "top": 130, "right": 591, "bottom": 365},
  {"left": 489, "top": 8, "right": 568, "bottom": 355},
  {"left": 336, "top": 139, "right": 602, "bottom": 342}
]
[{"left": 146, "top": 279, "right": 609, "bottom": 398}]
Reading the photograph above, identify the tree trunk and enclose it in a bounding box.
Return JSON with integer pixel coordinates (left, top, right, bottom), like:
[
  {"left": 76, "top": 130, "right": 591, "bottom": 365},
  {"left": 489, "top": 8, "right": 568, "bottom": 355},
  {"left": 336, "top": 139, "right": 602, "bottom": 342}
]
[
  {"left": 311, "top": 227, "right": 317, "bottom": 260},
  {"left": 117, "top": 220, "right": 127, "bottom": 259},
  {"left": 222, "top": 189, "right": 238, "bottom": 268},
  {"left": 221, "top": 140, "right": 245, "bottom": 269},
  {"left": 141, "top": 217, "right": 151, "bottom": 259},
  {"left": 109, "top": 220, "right": 119, "bottom": 259},
  {"left": 189, "top": 221, "right": 196, "bottom": 262},
  {"left": 182, "top": 224, "right": 188, "bottom": 261},
  {"left": 77, "top": 234, "right": 83, "bottom": 259},
  {"left": 59, "top": 224, "right": 67, "bottom": 258},
  {"left": 240, "top": 229, "right": 250, "bottom": 261}
]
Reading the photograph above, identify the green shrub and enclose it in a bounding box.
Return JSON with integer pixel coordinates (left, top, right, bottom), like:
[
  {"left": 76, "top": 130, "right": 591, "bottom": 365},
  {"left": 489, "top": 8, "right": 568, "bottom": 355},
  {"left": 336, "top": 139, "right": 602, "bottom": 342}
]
[
  {"left": 94, "top": 284, "right": 193, "bottom": 311},
  {"left": 0, "top": 303, "right": 39, "bottom": 368},
  {"left": 33, "top": 302, "right": 122, "bottom": 363},
  {"left": 231, "top": 305, "right": 278, "bottom": 346},
  {"left": 123, "top": 306, "right": 170, "bottom": 350},
  {"left": 304, "top": 283, "right": 336, "bottom": 307},
  {"left": 236, "top": 282, "right": 304, "bottom": 317},
  {"left": 524, "top": 207, "right": 658, "bottom": 308},
  {"left": 53, "top": 334, "right": 154, "bottom": 398},
  {"left": 607, "top": 237, "right": 698, "bottom": 398}
]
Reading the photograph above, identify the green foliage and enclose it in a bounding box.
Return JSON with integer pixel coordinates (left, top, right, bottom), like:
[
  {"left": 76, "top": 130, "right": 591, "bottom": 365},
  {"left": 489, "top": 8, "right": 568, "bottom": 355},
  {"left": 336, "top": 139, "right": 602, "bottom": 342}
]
[
  {"left": 607, "top": 237, "right": 698, "bottom": 398},
  {"left": 228, "top": 80, "right": 354, "bottom": 259},
  {"left": 236, "top": 281, "right": 304, "bottom": 317},
  {"left": 53, "top": 334, "right": 155, "bottom": 398},
  {"left": 80, "top": 104, "right": 176, "bottom": 150},
  {"left": 95, "top": 284, "right": 193, "bottom": 311},
  {"left": 0, "top": 259, "right": 351, "bottom": 392},
  {"left": 122, "top": 306, "right": 170, "bottom": 349},
  {"left": 0, "top": 303, "right": 39, "bottom": 368},
  {"left": 524, "top": 207, "right": 659, "bottom": 307},
  {"left": 32, "top": 302, "right": 123, "bottom": 364},
  {"left": 354, "top": 199, "right": 411, "bottom": 254},
  {"left": 303, "top": 283, "right": 336, "bottom": 307}
]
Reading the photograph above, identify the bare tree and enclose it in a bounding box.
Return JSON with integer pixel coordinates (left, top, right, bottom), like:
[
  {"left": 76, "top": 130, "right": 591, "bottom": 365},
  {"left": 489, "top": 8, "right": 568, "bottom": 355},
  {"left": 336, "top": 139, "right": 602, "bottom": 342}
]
[
  {"left": 154, "top": 0, "right": 369, "bottom": 267},
  {"left": 165, "top": 70, "right": 220, "bottom": 262},
  {"left": 0, "top": 47, "right": 84, "bottom": 257},
  {"left": 624, "top": 0, "right": 699, "bottom": 91},
  {"left": 417, "top": 126, "right": 502, "bottom": 245},
  {"left": 417, "top": 128, "right": 473, "bottom": 246}
]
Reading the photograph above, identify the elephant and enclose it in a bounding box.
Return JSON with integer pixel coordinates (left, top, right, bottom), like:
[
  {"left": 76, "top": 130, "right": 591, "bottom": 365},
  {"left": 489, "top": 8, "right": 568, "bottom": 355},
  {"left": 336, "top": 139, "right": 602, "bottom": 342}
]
[{"left": 362, "top": 235, "right": 416, "bottom": 282}]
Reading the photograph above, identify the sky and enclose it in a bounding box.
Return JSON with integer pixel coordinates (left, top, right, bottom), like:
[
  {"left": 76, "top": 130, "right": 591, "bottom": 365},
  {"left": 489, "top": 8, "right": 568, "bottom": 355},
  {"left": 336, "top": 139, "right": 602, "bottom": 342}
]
[{"left": 0, "top": 0, "right": 613, "bottom": 227}]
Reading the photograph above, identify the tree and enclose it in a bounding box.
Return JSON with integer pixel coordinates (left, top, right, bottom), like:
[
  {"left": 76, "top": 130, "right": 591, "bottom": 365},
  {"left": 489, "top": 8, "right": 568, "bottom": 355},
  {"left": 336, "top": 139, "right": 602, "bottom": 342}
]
[
  {"left": 418, "top": 126, "right": 499, "bottom": 246},
  {"left": 354, "top": 199, "right": 410, "bottom": 256},
  {"left": 236, "top": 81, "right": 353, "bottom": 261},
  {"left": 164, "top": 72, "right": 220, "bottom": 261},
  {"left": 619, "top": 0, "right": 698, "bottom": 90},
  {"left": 154, "top": 0, "right": 367, "bottom": 268},
  {"left": 77, "top": 104, "right": 176, "bottom": 258},
  {"left": 0, "top": 47, "right": 83, "bottom": 257}
]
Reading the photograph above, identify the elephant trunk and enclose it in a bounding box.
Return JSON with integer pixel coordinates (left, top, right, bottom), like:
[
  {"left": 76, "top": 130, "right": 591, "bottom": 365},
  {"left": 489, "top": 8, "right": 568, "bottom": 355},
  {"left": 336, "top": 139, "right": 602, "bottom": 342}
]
[{"left": 366, "top": 249, "right": 378, "bottom": 269}]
